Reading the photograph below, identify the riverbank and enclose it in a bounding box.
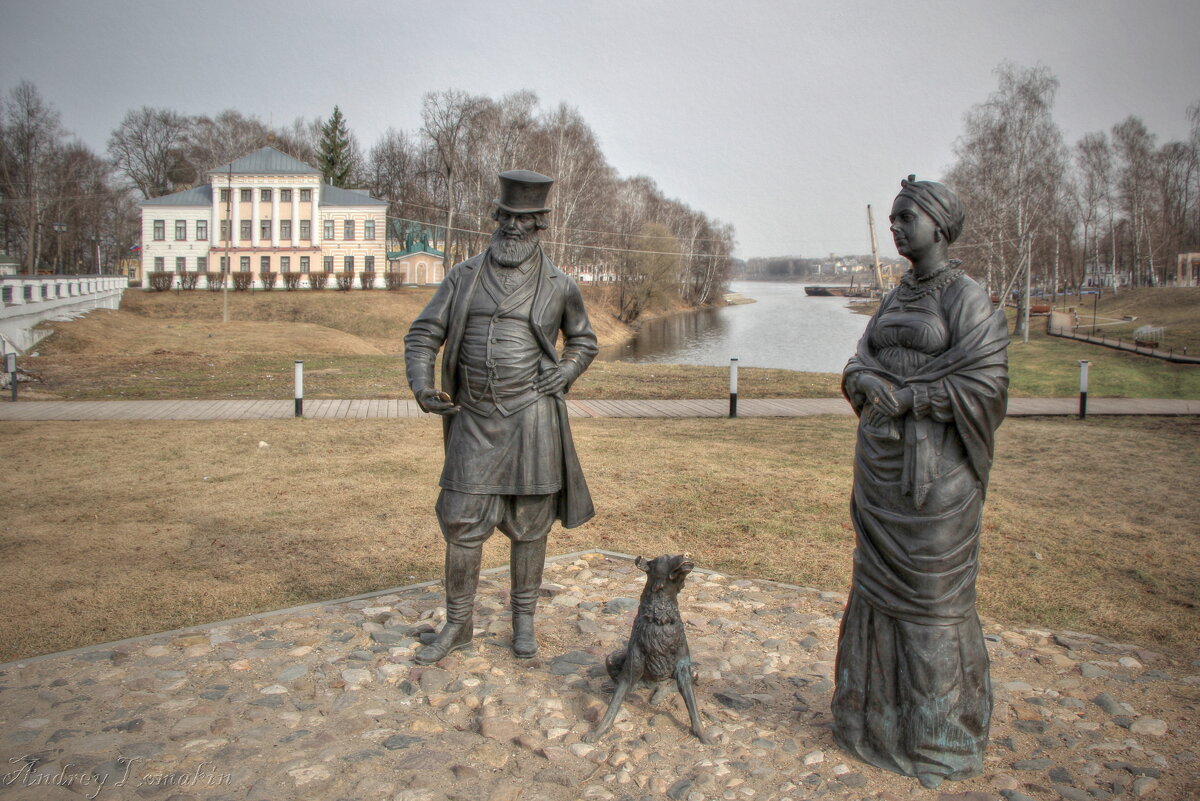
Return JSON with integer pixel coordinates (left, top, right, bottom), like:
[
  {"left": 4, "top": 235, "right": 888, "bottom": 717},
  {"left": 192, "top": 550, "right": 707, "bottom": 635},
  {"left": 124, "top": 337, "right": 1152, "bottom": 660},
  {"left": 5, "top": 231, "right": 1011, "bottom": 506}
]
[{"left": 14, "top": 284, "right": 1200, "bottom": 401}]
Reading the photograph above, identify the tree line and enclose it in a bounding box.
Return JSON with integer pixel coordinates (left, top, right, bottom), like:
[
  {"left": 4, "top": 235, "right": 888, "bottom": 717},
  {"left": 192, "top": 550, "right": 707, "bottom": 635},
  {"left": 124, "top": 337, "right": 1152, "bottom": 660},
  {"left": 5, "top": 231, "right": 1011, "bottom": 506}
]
[
  {"left": 0, "top": 83, "right": 735, "bottom": 322},
  {"left": 944, "top": 63, "right": 1200, "bottom": 339}
]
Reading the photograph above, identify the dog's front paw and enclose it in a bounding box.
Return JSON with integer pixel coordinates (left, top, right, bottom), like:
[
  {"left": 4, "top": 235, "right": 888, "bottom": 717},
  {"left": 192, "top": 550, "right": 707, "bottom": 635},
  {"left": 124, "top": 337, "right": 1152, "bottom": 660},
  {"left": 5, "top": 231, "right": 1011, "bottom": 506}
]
[
  {"left": 582, "top": 730, "right": 601, "bottom": 744},
  {"left": 696, "top": 731, "right": 716, "bottom": 746}
]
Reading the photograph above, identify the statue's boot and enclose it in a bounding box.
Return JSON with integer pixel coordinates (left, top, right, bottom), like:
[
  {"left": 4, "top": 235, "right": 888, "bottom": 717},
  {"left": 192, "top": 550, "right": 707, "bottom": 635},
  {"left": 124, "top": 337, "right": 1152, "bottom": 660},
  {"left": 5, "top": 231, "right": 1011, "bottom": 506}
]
[
  {"left": 414, "top": 544, "right": 480, "bottom": 665},
  {"left": 509, "top": 538, "right": 547, "bottom": 658}
]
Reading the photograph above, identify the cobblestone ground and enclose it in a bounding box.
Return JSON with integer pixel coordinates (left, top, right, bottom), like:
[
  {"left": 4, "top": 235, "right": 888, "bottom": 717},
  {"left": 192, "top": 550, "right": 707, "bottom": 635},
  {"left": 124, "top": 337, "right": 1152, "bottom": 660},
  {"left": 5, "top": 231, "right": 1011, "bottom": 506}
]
[{"left": 0, "top": 552, "right": 1196, "bottom": 801}]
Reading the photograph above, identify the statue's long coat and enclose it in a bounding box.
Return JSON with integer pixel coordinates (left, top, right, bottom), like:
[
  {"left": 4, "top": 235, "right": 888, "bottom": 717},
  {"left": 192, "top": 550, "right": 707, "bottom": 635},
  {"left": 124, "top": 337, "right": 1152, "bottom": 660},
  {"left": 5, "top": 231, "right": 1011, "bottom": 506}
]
[{"left": 404, "top": 250, "right": 597, "bottom": 528}]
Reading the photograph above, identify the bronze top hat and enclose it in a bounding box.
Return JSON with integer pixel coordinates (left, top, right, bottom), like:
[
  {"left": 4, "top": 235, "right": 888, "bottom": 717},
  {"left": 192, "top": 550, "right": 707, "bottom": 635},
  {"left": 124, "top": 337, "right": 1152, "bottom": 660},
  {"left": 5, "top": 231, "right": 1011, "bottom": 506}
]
[{"left": 494, "top": 170, "right": 554, "bottom": 215}]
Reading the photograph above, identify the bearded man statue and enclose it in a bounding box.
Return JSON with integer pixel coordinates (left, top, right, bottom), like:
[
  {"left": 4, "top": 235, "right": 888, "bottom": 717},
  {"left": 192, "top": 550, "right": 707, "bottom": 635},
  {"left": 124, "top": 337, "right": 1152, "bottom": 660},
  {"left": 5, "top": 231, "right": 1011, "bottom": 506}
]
[{"left": 403, "top": 170, "right": 598, "bottom": 665}]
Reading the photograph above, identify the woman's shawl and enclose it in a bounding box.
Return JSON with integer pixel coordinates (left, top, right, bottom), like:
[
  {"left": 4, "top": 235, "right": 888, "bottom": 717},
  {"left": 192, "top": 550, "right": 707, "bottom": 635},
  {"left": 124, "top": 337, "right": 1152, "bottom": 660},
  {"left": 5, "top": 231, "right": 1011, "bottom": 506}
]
[{"left": 843, "top": 273, "right": 1009, "bottom": 508}]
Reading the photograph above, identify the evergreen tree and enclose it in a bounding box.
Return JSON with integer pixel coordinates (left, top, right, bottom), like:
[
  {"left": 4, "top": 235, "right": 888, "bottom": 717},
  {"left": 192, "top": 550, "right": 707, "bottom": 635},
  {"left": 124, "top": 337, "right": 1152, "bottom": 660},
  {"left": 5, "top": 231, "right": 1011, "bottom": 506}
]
[{"left": 318, "top": 106, "right": 354, "bottom": 187}]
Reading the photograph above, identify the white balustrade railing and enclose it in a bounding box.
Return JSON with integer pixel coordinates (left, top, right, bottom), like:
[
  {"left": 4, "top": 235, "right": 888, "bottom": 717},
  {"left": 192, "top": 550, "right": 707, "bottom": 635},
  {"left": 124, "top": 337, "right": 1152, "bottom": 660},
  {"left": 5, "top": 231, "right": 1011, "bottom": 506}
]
[{"left": 0, "top": 276, "right": 128, "bottom": 353}]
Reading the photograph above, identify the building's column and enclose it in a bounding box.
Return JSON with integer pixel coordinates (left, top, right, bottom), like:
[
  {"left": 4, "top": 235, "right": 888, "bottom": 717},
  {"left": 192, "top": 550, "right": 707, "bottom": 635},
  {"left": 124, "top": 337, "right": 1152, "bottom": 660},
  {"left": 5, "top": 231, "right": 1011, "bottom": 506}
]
[
  {"left": 311, "top": 185, "right": 321, "bottom": 247},
  {"left": 231, "top": 186, "right": 241, "bottom": 253},
  {"left": 9, "top": 280, "right": 24, "bottom": 305},
  {"left": 211, "top": 185, "right": 220, "bottom": 248},
  {"left": 271, "top": 187, "right": 280, "bottom": 247},
  {"left": 210, "top": 185, "right": 220, "bottom": 270},
  {"left": 251, "top": 187, "right": 260, "bottom": 247},
  {"left": 291, "top": 186, "right": 300, "bottom": 247}
]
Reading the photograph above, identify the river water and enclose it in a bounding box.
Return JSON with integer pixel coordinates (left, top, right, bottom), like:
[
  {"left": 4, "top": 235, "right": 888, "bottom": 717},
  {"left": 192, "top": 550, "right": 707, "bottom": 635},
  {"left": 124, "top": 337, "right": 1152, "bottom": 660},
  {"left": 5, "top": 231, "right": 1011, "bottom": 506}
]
[{"left": 598, "top": 281, "right": 870, "bottom": 374}]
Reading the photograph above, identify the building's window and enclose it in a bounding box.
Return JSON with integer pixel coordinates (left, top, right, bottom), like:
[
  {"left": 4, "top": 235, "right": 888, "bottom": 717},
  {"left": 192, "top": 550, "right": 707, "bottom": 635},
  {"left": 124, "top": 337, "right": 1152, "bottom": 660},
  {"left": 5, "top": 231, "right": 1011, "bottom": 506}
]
[
  {"left": 220, "top": 188, "right": 231, "bottom": 203},
  {"left": 364, "top": 219, "right": 375, "bottom": 240},
  {"left": 300, "top": 220, "right": 311, "bottom": 240},
  {"left": 176, "top": 256, "right": 186, "bottom": 272},
  {"left": 280, "top": 189, "right": 292, "bottom": 202},
  {"left": 323, "top": 256, "right": 334, "bottom": 273},
  {"left": 260, "top": 188, "right": 272, "bottom": 202},
  {"left": 344, "top": 219, "right": 355, "bottom": 240},
  {"left": 220, "top": 220, "right": 231, "bottom": 242},
  {"left": 260, "top": 255, "right": 271, "bottom": 272},
  {"left": 324, "top": 219, "right": 334, "bottom": 240},
  {"left": 154, "top": 256, "right": 164, "bottom": 271},
  {"left": 220, "top": 256, "right": 229, "bottom": 272},
  {"left": 300, "top": 256, "right": 310, "bottom": 273},
  {"left": 175, "top": 220, "right": 187, "bottom": 240},
  {"left": 344, "top": 256, "right": 354, "bottom": 272},
  {"left": 240, "top": 188, "right": 252, "bottom": 202},
  {"left": 280, "top": 220, "right": 291, "bottom": 239},
  {"left": 196, "top": 220, "right": 208, "bottom": 240},
  {"left": 153, "top": 220, "right": 165, "bottom": 240},
  {"left": 280, "top": 256, "right": 290, "bottom": 273},
  {"left": 197, "top": 256, "right": 207, "bottom": 271},
  {"left": 260, "top": 219, "right": 271, "bottom": 240},
  {"left": 240, "top": 220, "right": 251, "bottom": 240},
  {"left": 300, "top": 188, "right": 312, "bottom": 202},
  {"left": 365, "top": 255, "right": 375, "bottom": 271},
  {"left": 240, "top": 256, "right": 250, "bottom": 272}
]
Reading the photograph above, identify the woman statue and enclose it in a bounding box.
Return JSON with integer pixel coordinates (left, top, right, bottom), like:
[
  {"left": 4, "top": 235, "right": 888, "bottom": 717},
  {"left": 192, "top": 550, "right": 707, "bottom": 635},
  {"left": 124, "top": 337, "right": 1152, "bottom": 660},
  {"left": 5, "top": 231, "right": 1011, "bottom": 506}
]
[{"left": 832, "top": 176, "right": 1009, "bottom": 789}]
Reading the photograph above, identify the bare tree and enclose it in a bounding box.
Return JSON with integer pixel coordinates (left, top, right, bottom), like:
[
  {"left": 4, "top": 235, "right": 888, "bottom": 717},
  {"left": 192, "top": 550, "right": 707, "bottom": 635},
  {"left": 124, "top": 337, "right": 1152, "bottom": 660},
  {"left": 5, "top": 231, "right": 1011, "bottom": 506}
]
[
  {"left": 540, "top": 102, "right": 615, "bottom": 270},
  {"left": 107, "top": 106, "right": 190, "bottom": 199},
  {"left": 0, "top": 81, "right": 66, "bottom": 274},
  {"left": 945, "top": 63, "right": 1066, "bottom": 341},
  {"left": 1156, "top": 139, "right": 1196, "bottom": 281},
  {"left": 420, "top": 90, "right": 487, "bottom": 272},
  {"left": 367, "top": 128, "right": 419, "bottom": 210},
  {"left": 183, "top": 110, "right": 272, "bottom": 177},
  {"left": 273, "top": 115, "right": 323, "bottom": 166},
  {"left": 360, "top": 88, "right": 735, "bottom": 308},
  {"left": 1111, "top": 117, "right": 1160, "bottom": 286},
  {"left": 1073, "top": 132, "right": 1114, "bottom": 290}
]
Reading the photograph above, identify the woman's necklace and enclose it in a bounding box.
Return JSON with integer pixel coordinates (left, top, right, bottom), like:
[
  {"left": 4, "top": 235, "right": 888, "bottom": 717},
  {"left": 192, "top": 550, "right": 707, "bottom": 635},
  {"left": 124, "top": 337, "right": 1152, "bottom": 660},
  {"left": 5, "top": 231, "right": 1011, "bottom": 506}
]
[{"left": 895, "top": 260, "right": 963, "bottom": 303}]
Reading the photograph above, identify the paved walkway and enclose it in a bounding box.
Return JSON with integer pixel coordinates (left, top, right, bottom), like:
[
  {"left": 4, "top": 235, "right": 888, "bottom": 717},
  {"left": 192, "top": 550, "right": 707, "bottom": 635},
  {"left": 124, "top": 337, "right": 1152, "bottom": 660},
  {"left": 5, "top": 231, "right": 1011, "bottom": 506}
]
[
  {"left": 0, "top": 396, "right": 1198, "bottom": 421},
  {"left": 2, "top": 550, "right": 1195, "bottom": 799},
  {"left": 1046, "top": 310, "right": 1200, "bottom": 364}
]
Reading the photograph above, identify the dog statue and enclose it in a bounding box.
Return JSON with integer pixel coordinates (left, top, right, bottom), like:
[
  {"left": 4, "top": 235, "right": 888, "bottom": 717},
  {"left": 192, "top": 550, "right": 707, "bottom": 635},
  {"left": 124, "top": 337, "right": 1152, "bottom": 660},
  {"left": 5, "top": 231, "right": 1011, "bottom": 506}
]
[{"left": 584, "top": 553, "right": 713, "bottom": 744}]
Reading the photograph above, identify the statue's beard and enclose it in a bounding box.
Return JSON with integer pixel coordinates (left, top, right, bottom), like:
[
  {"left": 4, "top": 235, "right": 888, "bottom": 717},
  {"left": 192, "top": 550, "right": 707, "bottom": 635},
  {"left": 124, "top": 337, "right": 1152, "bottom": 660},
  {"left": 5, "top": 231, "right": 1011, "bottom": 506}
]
[{"left": 489, "top": 230, "right": 539, "bottom": 267}]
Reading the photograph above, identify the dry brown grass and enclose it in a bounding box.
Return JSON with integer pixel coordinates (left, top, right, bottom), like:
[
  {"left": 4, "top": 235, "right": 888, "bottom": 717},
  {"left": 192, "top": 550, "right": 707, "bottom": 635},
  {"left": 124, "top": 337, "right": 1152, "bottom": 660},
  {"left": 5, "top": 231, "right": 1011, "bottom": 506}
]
[
  {"left": 27, "top": 290, "right": 843, "bottom": 401},
  {"left": 1, "top": 416, "right": 1196, "bottom": 664},
  {"left": 114, "top": 285, "right": 634, "bottom": 353},
  {"left": 40, "top": 309, "right": 384, "bottom": 355},
  {"left": 1076, "top": 286, "right": 1200, "bottom": 352}
]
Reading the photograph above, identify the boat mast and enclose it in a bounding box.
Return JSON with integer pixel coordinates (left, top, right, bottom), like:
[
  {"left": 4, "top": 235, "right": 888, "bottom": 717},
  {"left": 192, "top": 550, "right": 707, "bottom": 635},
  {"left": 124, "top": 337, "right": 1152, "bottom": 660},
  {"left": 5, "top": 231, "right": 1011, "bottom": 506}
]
[{"left": 867, "top": 204, "right": 884, "bottom": 296}]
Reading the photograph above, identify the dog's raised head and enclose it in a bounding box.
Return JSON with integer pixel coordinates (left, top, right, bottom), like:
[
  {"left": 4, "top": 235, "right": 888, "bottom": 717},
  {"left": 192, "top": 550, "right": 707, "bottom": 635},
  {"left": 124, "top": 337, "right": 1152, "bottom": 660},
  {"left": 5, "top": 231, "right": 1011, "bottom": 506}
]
[{"left": 634, "top": 553, "right": 694, "bottom": 595}]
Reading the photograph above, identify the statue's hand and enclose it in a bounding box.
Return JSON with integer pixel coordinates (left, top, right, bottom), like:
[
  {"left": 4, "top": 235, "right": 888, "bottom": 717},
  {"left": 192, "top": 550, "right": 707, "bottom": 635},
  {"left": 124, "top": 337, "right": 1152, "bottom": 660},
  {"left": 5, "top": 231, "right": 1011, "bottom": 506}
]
[
  {"left": 535, "top": 366, "right": 569, "bottom": 395},
  {"left": 416, "top": 387, "right": 459, "bottom": 416},
  {"left": 857, "top": 374, "right": 899, "bottom": 416}
]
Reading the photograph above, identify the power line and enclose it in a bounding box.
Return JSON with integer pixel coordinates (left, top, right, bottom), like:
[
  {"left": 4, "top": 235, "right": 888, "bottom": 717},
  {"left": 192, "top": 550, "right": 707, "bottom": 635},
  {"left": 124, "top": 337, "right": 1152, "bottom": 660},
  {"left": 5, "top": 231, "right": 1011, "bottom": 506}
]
[
  {"left": 384, "top": 197, "right": 733, "bottom": 244},
  {"left": 387, "top": 215, "right": 732, "bottom": 260}
]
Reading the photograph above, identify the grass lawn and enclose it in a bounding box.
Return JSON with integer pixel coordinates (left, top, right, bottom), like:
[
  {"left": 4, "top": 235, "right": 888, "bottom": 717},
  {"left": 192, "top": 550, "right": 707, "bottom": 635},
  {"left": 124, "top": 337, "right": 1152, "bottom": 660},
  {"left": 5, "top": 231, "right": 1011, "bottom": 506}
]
[{"left": 1, "top": 416, "right": 1196, "bottom": 664}]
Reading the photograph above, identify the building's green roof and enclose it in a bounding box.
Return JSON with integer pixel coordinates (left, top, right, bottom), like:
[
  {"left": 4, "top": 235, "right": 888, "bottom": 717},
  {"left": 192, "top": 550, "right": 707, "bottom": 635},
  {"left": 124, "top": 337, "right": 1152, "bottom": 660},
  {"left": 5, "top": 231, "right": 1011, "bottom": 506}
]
[
  {"left": 140, "top": 184, "right": 213, "bottom": 207},
  {"left": 209, "top": 146, "right": 320, "bottom": 176},
  {"left": 388, "top": 244, "right": 444, "bottom": 259},
  {"left": 319, "top": 183, "right": 388, "bottom": 207},
  {"left": 388, "top": 219, "right": 444, "bottom": 257}
]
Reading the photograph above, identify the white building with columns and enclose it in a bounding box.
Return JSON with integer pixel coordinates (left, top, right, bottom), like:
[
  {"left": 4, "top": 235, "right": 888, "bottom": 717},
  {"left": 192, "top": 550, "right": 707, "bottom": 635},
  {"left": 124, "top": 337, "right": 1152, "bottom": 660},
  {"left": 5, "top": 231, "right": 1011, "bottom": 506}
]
[{"left": 139, "top": 146, "right": 388, "bottom": 287}]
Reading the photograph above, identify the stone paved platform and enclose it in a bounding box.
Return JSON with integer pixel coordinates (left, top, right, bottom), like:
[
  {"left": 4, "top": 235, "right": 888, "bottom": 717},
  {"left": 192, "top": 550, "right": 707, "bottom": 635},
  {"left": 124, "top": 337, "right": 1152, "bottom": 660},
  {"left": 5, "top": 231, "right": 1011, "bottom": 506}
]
[
  {"left": 1, "top": 397, "right": 1197, "bottom": 421},
  {"left": 1, "top": 551, "right": 1195, "bottom": 801}
]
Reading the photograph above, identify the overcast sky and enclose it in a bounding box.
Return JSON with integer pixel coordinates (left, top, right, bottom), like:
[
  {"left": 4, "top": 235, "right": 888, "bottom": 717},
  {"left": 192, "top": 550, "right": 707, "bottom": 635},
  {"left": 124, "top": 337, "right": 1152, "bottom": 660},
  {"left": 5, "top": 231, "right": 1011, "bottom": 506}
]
[{"left": 2, "top": 0, "right": 1198, "bottom": 259}]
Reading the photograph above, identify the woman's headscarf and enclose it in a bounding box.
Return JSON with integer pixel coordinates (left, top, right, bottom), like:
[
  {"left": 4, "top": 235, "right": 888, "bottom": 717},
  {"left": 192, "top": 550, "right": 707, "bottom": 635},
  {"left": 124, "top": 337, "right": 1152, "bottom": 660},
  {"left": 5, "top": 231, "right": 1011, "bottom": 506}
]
[{"left": 897, "top": 175, "right": 965, "bottom": 244}]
